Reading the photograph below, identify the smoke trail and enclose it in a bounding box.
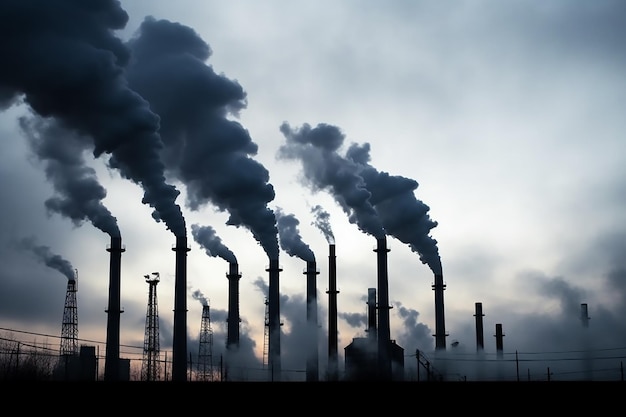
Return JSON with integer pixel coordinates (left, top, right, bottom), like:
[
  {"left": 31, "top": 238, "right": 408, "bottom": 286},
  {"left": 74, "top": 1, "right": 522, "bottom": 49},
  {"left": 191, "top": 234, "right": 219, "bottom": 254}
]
[
  {"left": 345, "top": 142, "right": 441, "bottom": 274},
  {"left": 278, "top": 122, "right": 384, "bottom": 239},
  {"left": 191, "top": 223, "right": 237, "bottom": 264},
  {"left": 19, "top": 116, "right": 120, "bottom": 237},
  {"left": 125, "top": 17, "right": 278, "bottom": 257},
  {"left": 192, "top": 288, "right": 209, "bottom": 307},
  {"left": 275, "top": 207, "right": 315, "bottom": 262},
  {"left": 0, "top": 0, "right": 186, "bottom": 237},
  {"left": 311, "top": 205, "right": 335, "bottom": 244},
  {"left": 278, "top": 122, "right": 441, "bottom": 275},
  {"left": 17, "top": 236, "right": 75, "bottom": 280}
]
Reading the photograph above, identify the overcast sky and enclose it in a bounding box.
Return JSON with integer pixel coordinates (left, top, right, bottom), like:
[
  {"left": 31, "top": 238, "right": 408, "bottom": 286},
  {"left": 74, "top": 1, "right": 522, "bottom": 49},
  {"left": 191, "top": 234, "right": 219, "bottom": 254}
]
[{"left": 1, "top": 0, "right": 625, "bottom": 382}]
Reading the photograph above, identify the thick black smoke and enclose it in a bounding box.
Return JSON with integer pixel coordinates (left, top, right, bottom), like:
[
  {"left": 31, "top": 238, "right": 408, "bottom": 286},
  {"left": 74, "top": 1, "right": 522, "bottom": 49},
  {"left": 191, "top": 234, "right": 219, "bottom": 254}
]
[
  {"left": 191, "top": 223, "right": 237, "bottom": 264},
  {"left": 278, "top": 123, "right": 384, "bottom": 239},
  {"left": 19, "top": 116, "right": 120, "bottom": 237},
  {"left": 276, "top": 208, "right": 315, "bottom": 263},
  {"left": 0, "top": 0, "right": 186, "bottom": 237},
  {"left": 17, "top": 236, "right": 75, "bottom": 281},
  {"left": 125, "top": 17, "right": 279, "bottom": 258},
  {"left": 278, "top": 122, "right": 441, "bottom": 274},
  {"left": 311, "top": 204, "right": 335, "bottom": 244}
]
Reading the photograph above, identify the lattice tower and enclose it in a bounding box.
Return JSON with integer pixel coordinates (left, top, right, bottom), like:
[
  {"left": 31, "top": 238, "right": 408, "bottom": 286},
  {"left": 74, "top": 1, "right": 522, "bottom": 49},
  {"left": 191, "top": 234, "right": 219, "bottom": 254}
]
[
  {"left": 141, "top": 273, "right": 161, "bottom": 381},
  {"left": 197, "top": 303, "right": 213, "bottom": 381},
  {"left": 60, "top": 269, "right": 79, "bottom": 356}
]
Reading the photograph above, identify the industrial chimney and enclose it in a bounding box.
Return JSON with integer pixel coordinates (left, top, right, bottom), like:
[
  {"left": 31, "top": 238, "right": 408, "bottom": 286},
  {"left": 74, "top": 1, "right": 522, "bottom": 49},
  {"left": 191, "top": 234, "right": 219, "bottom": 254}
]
[
  {"left": 172, "top": 236, "right": 190, "bottom": 382},
  {"left": 475, "top": 302, "right": 485, "bottom": 351},
  {"left": 266, "top": 258, "right": 282, "bottom": 381},
  {"left": 367, "top": 288, "right": 377, "bottom": 341},
  {"left": 580, "top": 303, "right": 590, "bottom": 328},
  {"left": 226, "top": 262, "right": 242, "bottom": 349},
  {"left": 326, "top": 244, "right": 339, "bottom": 381},
  {"left": 495, "top": 323, "right": 505, "bottom": 359},
  {"left": 104, "top": 236, "right": 124, "bottom": 382},
  {"left": 432, "top": 272, "right": 447, "bottom": 350},
  {"left": 374, "top": 237, "right": 392, "bottom": 380},
  {"left": 304, "top": 260, "right": 319, "bottom": 382}
]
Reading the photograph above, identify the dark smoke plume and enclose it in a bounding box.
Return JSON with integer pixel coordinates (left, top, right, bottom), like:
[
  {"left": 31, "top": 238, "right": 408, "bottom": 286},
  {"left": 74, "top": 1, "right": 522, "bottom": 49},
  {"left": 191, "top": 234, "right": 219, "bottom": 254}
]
[
  {"left": 125, "top": 17, "right": 278, "bottom": 258},
  {"left": 311, "top": 204, "right": 335, "bottom": 244},
  {"left": 192, "top": 288, "right": 209, "bottom": 307},
  {"left": 0, "top": 0, "right": 186, "bottom": 237},
  {"left": 191, "top": 223, "right": 237, "bottom": 264},
  {"left": 278, "top": 122, "right": 384, "bottom": 239},
  {"left": 17, "top": 236, "right": 75, "bottom": 281},
  {"left": 276, "top": 207, "right": 315, "bottom": 262},
  {"left": 278, "top": 122, "right": 441, "bottom": 274},
  {"left": 19, "top": 116, "right": 120, "bottom": 237}
]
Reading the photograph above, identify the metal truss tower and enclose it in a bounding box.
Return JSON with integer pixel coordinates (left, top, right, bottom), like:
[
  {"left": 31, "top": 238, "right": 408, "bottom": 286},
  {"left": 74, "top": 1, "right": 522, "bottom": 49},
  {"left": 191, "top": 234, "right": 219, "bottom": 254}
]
[
  {"left": 197, "top": 303, "right": 214, "bottom": 381},
  {"left": 60, "top": 269, "right": 79, "bottom": 356},
  {"left": 141, "top": 272, "right": 161, "bottom": 381}
]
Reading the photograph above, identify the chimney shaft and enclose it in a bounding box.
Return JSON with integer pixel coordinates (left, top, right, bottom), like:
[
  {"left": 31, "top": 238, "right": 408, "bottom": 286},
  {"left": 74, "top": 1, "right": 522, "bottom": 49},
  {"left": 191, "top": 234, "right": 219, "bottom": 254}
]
[
  {"left": 367, "top": 287, "right": 377, "bottom": 339},
  {"left": 495, "top": 323, "right": 505, "bottom": 359},
  {"left": 266, "top": 258, "right": 282, "bottom": 381},
  {"left": 104, "top": 236, "right": 125, "bottom": 382},
  {"left": 475, "top": 302, "right": 485, "bottom": 351},
  {"left": 327, "top": 244, "right": 339, "bottom": 381},
  {"left": 580, "top": 303, "right": 590, "bottom": 328},
  {"left": 374, "top": 237, "right": 392, "bottom": 380},
  {"left": 305, "top": 260, "right": 319, "bottom": 382},
  {"left": 432, "top": 273, "right": 447, "bottom": 350},
  {"left": 172, "top": 236, "right": 190, "bottom": 382},
  {"left": 226, "top": 262, "right": 242, "bottom": 349}
]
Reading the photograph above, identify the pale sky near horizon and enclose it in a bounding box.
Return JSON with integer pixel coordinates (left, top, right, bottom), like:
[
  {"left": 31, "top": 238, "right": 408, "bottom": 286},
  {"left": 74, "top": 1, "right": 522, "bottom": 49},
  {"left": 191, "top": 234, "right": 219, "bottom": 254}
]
[{"left": 1, "top": 0, "right": 625, "bottom": 381}]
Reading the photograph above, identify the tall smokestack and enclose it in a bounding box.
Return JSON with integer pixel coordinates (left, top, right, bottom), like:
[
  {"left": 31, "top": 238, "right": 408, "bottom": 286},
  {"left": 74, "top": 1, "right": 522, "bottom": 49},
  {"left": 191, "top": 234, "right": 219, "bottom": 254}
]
[
  {"left": 266, "top": 258, "right": 282, "bottom": 381},
  {"left": 305, "top": 260, "right": 319, "bottom": 382},
  {"left": 495, "top": 323, "right": 505, "bottom": 359},
  {"left": 580, "top": 303, "right": 590, "bottom": 328},
  {"left": 104, "top": 236, "right": 124, "bottom": 381},
  {"left": 374, "top": 237, "right": 392, "bottom": 380},
  {"left": 432, "top": 273, "right": 447, "bottom": 350},
  {"left": 367, "top": 288, "right": 377, "bottom": 340},
  {"left": 226, "top": 262, "right": 242, "bottom": 349},
  {"left": 326, "top": 244, "right": 339, "bottom": 381},
  {"left": 172, "top": 236, "right": 190, "bottom": 382},
  {"left": 475, "top": 302, "right": 485, "bottom": 351}
]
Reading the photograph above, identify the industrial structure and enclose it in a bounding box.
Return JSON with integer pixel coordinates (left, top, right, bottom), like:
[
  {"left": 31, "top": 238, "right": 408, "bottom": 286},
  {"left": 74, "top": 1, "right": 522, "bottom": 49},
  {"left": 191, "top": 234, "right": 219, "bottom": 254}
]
[
  {"left": 172, "top": 236, "right": 190, "bottom": 382},
  {"left": 141, "top": 272, "right": 161, "bottom": 382},
  {"left": 344, "top": 237, "right": 404, "bottom": 381},
  {"left": 326, "top": 243, "right": 339, "bottom": 381},
  {"left": 104, "top": 236, "right": 125, "bottom": 381},
  {"left": 266, "top": 258, "right": 282, "bottom": 381},
  {"left": 304, "top": 260, "right": 319, "bottom": 381},
  {"left": 197, "top": 302, "right": 214, "bottom": 381},
  {"left": 60, "top": 269, "right": 79, "bottom": 357},
  {"left": 475, "top": 302, "right": 485, "bottom": 351},
  {"left": 433, "top": 272, "right": 447, "bottom": 350},
  {"left": 226, "top": 262, "right": 241, "bottom": 349}
]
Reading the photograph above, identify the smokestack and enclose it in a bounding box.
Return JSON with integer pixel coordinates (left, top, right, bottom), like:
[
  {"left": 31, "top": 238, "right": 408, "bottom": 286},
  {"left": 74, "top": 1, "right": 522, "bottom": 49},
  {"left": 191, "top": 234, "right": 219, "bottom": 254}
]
[
  {"left": 104, "top": 236, "right": 125, "bottom": 382},
  {"left": 432, "top": 273, "right": 447, "bottom": 350},
  {"left": 367, "top": 288, "right": 377, "bottom": 340},
  {"left": 305, "top": 260, "right": 319, "bottom": 382},
  {"left": 226, "top": 262, "right": 242, "bottom": 349},
  {"left": 172, "top": 236, "right": 190, "bottom": 382},
  {"left": 494, "top": 323, "right": 505, "bottom": 359},
  {"left": 475, "top": 302, "right": 485, "bottom": 351},
  {"left": 326, "top": 243, "right": 339, "bottom": 381},
  {"left": 374, "top": 237, "right": 392, "bottom": 380},
  {"left": 580, "top": 303, "right": 590, "bottom": 328},
  {"left": 266, "top": 258, "right": 282, "bottom": 381}
]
